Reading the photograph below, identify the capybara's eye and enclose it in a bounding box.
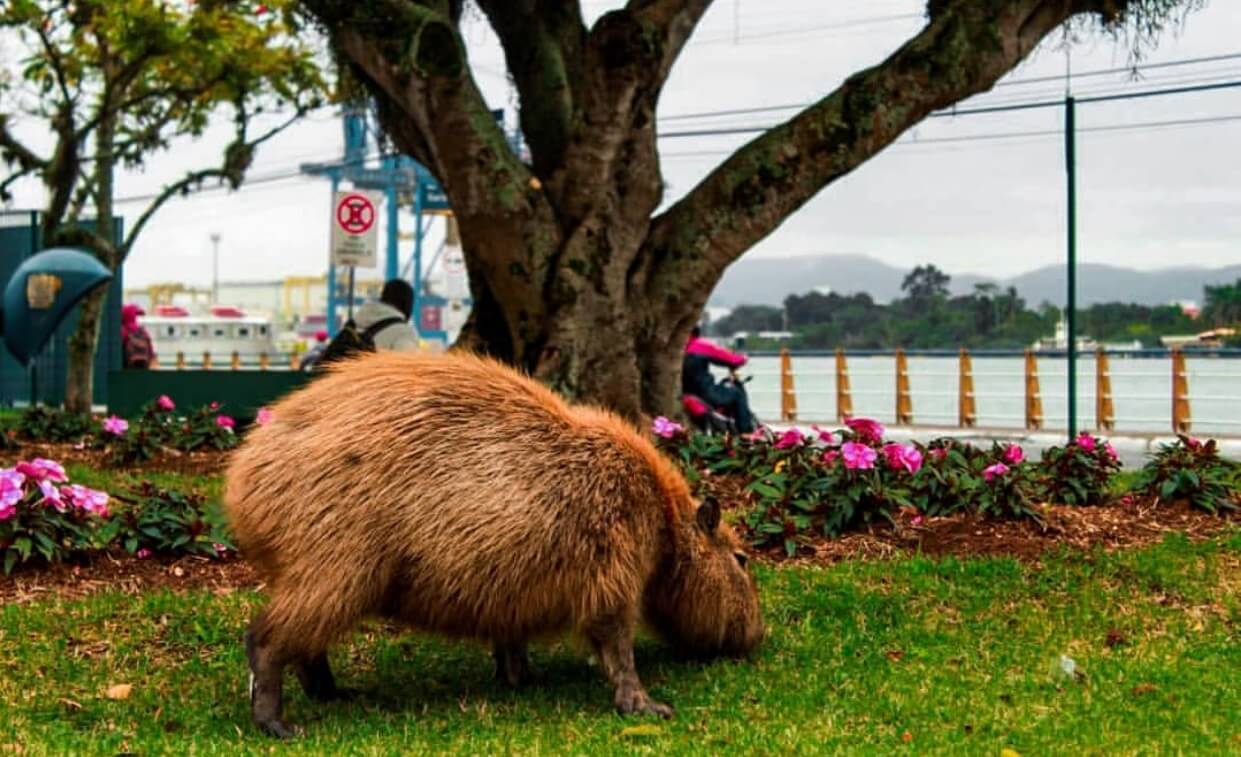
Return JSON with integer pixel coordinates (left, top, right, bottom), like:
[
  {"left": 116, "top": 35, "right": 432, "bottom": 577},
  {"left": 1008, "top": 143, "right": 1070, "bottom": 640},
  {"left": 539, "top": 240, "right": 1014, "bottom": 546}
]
[{"left": 734, "top": 552, "right": 748, "bottom": 569}]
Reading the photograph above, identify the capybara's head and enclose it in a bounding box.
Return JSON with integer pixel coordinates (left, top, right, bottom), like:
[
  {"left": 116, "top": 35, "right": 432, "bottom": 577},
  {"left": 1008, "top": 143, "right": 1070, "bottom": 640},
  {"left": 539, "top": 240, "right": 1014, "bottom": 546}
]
[{"left": 645, "top": 497, "right": 764, "bottom": 658}]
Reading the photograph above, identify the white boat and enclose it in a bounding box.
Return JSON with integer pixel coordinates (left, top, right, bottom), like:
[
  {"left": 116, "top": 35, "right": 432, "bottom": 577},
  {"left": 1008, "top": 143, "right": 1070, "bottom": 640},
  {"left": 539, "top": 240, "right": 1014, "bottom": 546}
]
[{"left": 140, "top": 304, "right": 277, "bottom": 364}]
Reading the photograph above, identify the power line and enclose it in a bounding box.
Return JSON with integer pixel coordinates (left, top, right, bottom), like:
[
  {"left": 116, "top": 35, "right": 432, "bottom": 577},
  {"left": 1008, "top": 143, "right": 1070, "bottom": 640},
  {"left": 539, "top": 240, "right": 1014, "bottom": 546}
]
[
  {"left": 659, "top": 52, "right": 1241, "bottom": 122},
  {"left": 658, "top": 113, "right": 1241, "bottom": 159},
  {"left": 657, "top": 79, "right": 1241, "bottom": 139}
]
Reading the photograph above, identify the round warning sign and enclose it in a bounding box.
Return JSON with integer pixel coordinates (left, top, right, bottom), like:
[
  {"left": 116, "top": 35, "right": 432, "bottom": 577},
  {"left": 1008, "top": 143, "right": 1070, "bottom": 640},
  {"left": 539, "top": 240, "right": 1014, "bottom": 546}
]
[{"left": 335, "top": 193, "right": 376, "bottom": 234}]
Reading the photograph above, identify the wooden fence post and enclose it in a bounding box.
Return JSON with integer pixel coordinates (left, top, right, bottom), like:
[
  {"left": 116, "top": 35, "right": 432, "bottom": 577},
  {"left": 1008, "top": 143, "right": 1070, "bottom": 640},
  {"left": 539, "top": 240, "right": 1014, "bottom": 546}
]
[
  {"left": 958, "top": 348, "right": 976, "bottom": 428},
  {"left": 1172, "top": 348, "right": 1192, "bottom": 433},
  {"left": 895, "top": 348, "right": 913, "bottom": 425},
  {"left": 779, "top": 347, "right": 798, "bottom": 422},
  {"left": 175, "top": 351, "right": 185, "bottom": 371},
  {"left": 259, "top": 352, "right": 270, "bottom": 371},
  {"left": 231, "top": 351, "right": 241, "bottom": 370},
  {"left": 835, "top": 347, "right": 852, "bottom": 422},
  {"left": 1024, "top": 349, "right": 1043, "bottom": 430},
  {"left": 202, "top": 351, "right": 212, "bottom": 371},
  {"left": 1095, "top": 347, "right": 1115, "bottom": 431}
]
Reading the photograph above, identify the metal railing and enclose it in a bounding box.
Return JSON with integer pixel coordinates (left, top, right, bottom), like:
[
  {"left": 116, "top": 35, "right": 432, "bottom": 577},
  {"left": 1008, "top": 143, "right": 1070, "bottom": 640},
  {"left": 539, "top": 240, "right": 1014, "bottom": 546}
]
[
  {"left": 756, "top": 346, "right": 1241, "bottom": 435},
  {"left": 151, "top": 351, "right": 301, "bottom": 371}
]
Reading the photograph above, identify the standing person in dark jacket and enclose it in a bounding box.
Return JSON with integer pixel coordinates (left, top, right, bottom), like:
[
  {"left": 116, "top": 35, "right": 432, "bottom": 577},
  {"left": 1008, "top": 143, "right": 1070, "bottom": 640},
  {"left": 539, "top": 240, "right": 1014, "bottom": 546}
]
[{"left": 681, "top": 327, "right": 756, "bottom": 432}]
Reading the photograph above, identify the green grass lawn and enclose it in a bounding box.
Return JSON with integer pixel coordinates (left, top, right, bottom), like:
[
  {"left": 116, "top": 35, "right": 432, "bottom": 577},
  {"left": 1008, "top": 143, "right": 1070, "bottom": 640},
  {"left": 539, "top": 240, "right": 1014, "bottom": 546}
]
[{"left": 2, "top": 531, "right": 1238, "bottom": 755}]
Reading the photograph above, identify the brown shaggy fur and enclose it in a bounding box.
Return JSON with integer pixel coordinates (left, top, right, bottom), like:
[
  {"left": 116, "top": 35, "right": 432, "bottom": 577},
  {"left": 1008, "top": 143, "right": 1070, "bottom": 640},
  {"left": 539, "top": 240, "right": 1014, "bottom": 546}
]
[{"left": 224, "top": 350, "right": 763, "bottom": 737}]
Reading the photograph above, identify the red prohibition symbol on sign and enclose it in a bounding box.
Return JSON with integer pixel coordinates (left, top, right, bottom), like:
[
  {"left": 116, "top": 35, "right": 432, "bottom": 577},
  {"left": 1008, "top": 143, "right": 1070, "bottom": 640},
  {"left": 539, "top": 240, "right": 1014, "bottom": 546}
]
[{"left": 336, "top": 194, "right": 376, "bottom": 234}]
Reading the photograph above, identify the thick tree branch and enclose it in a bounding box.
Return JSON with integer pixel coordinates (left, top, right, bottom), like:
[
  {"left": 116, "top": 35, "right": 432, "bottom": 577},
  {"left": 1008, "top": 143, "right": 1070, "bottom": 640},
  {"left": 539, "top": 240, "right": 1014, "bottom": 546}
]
[
  {"left": 641, "top": 0, "right": 1097, "bottom": 308},
  {"left": 475, "top": 1, "right": 585, "bottom": 177}
]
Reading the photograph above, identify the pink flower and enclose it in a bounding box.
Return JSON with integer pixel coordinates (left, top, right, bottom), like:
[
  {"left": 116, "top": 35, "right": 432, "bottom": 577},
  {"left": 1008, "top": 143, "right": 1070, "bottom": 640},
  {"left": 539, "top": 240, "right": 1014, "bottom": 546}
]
[
  {"left": 1103, "top": 442, "right": 1118, "bottom": 462},
  {"left": 213, "top": 543, "right": 229, "bottom": 556},
  {"left": 1185, "top": 437, "right": 1202, "bottom": 449},
  {"left": 774, "top": 428, "right": 804, "bottom": 450},
  {"left": 157, "top": 395, "right": 175, "bottom": 411},
  {"left": 38, "top": 479, "right": 66, "bottom": 511},
  {"left": 822, "top": 449, "right": 841, "bottom": 465},
  {"left": 209, "top": 401, "right": 220, "bottom": 410},
  {"left": 137, "top": 548, "right": 152, "bottom": 559},
  {"left": 102, "top": 415, "right": 129, "bottom": 436},
  {"left": 1119, "top": 495, "right": 1134, "bottom": 506},
  {"left": 747, "top": 426, "right": 770, "bottom": 442},
  {"left": 929, "top": 447, "right": 948, "bottom": 460},
  {"left": 651, "top": 416, "right": 684, "bottom": 439},
  {"left": 911, "top": 515, "right": 925, "bottom": 527},
  {"left": 61, "top": 485, "right": 109, "bottom": 517},
  {"left": 882, "top": 443, "right": 923, "bottom": 474},
  {"left": 845, "top": 417, "right": 885, "bottom": 443},
  {"left": 0, "top": 469, "right": 23, "bottom": 520},
  {"left": 256, "top": 407, "right": 274, "bottom": 426},
  {"left": 215, "top": 415, "right": 236, "bottom": 430},
  {"left": 810, "top": 425, "right": 838, "bottom": 445},
  {"left": 983, "top": 462, "right": 1010, "bottom": 482},
  {"left": 841, "top": 441, "right": 878, "bottom": 470},
  {"left": 0, "top": 468, "right": 26, "bottom": 507},
  {"left": 15, "top": 458, "right": 67, "bottom": 483},
  {"left": 1074, "top": 433, "right": 1096, "bottom": 453},
  {"left": 1002, "top": 444, "right": 1025, "bottom": 465}
]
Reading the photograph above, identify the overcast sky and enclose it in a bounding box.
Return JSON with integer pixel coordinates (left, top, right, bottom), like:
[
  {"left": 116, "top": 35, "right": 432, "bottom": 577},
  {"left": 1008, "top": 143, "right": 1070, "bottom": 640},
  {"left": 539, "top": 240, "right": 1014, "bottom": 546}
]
[{"left": 5, "top": 0, "right": 1239, "bottom": 291}]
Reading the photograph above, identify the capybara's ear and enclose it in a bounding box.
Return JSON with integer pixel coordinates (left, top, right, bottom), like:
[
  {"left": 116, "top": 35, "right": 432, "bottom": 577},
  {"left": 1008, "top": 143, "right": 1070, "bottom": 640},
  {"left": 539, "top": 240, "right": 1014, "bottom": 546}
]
[{"left": 696, "top": 497, "right": 721, "bottom": 533}]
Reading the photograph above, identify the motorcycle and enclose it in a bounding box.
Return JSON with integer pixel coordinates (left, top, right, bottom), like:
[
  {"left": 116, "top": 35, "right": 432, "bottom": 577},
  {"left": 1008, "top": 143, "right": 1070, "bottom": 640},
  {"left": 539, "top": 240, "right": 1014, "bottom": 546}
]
[{"left": 680, "top": 368, "right": 757, "bottom": 435}]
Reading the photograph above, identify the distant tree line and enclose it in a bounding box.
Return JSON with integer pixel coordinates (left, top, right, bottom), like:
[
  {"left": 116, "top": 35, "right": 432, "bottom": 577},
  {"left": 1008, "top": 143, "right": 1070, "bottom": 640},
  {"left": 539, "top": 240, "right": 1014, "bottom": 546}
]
[{"left": 710, "top": 265, "right": 1241, "bottom": 350}]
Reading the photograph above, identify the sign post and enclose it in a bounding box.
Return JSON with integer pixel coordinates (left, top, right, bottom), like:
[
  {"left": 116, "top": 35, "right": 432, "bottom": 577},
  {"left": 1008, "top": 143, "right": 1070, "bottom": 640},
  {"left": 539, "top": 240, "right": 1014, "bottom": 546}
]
[{"left": 330, "top": 189, "right": 380, "bottom": 323}]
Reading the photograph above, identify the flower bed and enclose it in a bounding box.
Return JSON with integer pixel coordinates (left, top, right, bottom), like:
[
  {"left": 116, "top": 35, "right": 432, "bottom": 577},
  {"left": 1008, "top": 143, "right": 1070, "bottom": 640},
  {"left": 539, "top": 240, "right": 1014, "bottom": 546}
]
[
  {"left": 653, "top": 416, "right": 1240, "bottom": 557},
  {"left": 6, "top": 396, "right": 275, "bottom": 472},
  {"left": 1, "top": 456, "right": 232, "bottom": 574}
]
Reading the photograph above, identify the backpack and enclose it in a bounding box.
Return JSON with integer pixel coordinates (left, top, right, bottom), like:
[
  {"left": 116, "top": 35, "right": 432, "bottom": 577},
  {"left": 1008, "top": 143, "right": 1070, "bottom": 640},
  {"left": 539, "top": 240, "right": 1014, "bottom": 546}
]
[
  {"left": 124, "top": 328, "right": 154, "bottom": 369},
  {"left": 315, "top": 316, "right": 404, "bottom": 369}
]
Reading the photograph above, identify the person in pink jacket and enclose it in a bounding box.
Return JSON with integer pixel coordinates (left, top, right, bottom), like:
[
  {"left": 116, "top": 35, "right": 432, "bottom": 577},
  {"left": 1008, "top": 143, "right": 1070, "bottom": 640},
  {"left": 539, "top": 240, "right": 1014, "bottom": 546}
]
[{"left": 682, "top": 327, "right": 755, "bottom": 432}]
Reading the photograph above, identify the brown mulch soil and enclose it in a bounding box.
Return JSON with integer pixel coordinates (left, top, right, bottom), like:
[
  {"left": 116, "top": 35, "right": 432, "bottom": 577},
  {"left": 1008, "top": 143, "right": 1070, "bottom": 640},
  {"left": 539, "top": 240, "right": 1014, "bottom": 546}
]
[
  {"left": 698, "top": 473, "right": 1240, "bottom": 564},
  {"left": 792, "top": 500, "right": 1240, "bottom": 565},
  {"left": 0, "top": 553, "right": 259, "bottom": 606},
  {"left": 3, "top": 441, "right": 231, "bottom": 476}
]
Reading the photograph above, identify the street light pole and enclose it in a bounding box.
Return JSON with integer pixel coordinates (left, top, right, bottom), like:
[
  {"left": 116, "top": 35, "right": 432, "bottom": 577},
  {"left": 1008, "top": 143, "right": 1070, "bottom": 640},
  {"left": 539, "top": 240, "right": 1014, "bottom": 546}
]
[{"left": 210, "top": 232, "right": 221, "bottom": 305}]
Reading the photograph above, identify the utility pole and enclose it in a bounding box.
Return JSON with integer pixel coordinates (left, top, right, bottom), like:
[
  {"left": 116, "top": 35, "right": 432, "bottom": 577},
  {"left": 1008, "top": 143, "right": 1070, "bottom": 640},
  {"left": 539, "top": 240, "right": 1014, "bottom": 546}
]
[
  {"left": 210, "top": 232, "right": 221, "bottom": 305},
  {"left": 1065, "top": 95, "right": 1078, "bottom": 438}
]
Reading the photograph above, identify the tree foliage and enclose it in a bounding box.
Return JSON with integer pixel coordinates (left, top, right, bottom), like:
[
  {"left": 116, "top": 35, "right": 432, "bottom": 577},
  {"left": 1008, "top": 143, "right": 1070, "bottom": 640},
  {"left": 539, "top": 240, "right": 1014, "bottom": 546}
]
[{"left": 0, "top": 0, "right": 327, "bottom": 410}]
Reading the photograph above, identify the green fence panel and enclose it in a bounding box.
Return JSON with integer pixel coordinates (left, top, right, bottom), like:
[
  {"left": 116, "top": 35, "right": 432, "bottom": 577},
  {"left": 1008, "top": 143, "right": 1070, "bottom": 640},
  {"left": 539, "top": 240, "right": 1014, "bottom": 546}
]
[{"left": 107, "top": 370, "right": 310, "bottom": 421}]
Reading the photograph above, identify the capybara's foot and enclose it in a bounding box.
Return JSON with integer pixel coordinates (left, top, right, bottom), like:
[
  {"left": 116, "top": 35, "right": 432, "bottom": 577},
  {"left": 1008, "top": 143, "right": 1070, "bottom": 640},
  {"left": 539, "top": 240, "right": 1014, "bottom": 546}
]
[
  {"left": 614, "top": 685, "right": 674, "bottom": 719},
  {"left": 493, "top": 642, "right": 534, "bottom": 688},
  {"left": 255, "top": 716, "right": 298, "bottom": 739}
]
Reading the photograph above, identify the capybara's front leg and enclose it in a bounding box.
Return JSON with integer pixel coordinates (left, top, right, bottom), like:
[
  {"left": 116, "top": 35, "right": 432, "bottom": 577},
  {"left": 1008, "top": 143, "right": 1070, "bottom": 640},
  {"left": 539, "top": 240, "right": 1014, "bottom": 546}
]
[
  {"left": 493, "top": 641, "right": 533, "bottom": 687},
  {"left": 586, "top": 617, "right": 674, "bottom": 719},
  {"left": 245, "top": 619, "right": 295, "bottom": 739},
  {"left": 295, "top": 653, "right": 352, "bottom": 702}
]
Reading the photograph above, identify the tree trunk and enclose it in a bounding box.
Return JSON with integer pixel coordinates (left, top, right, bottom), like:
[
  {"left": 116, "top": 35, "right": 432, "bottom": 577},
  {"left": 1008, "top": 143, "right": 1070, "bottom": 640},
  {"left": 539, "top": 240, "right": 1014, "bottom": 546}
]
[
  {"left": 64, "top": 287, "right": 107, "bottom": 413},
  {"left": 63, "top": 110, "right": 116, "bottom": 414}
]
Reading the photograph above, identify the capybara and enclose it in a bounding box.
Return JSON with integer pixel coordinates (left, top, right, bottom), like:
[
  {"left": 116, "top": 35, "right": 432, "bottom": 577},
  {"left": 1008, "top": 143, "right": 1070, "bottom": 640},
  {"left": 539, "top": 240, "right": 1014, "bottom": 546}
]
[{"left": 224, "top": 351, "right": 764, "bottom": 738}]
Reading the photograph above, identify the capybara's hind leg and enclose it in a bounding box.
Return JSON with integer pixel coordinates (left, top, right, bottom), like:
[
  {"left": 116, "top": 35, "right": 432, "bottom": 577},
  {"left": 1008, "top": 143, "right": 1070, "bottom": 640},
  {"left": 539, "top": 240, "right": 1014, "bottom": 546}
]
[
  {"left": 493, "top": 641, "right": 533, "bottom": 687},
  {"left": 295, "top": 654, "right": 352, "bottom": 702},
  {"left": 585, "top": 615, "right": 674, "bottom": 719},
  {"left": 245, "top": 616, "right": 295, "bottom": 739}
]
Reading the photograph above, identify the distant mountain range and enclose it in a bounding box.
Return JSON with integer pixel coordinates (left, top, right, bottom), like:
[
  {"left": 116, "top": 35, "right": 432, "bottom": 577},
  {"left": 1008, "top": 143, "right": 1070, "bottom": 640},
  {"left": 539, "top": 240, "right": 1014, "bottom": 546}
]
[{"left": 708, "top": 254, "right": 1241, "bottom": 309}]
